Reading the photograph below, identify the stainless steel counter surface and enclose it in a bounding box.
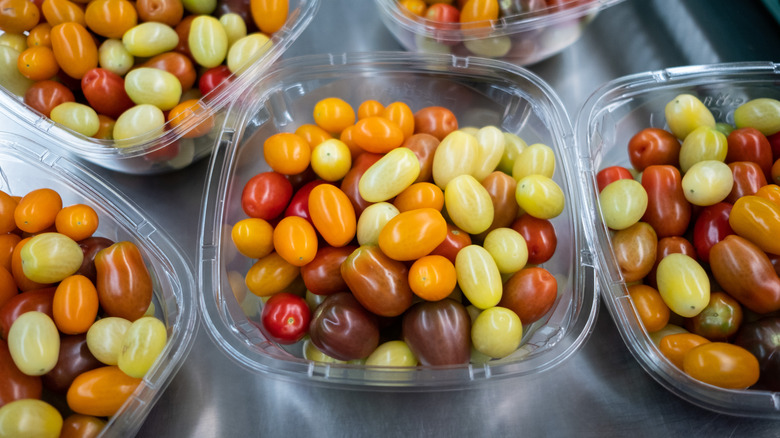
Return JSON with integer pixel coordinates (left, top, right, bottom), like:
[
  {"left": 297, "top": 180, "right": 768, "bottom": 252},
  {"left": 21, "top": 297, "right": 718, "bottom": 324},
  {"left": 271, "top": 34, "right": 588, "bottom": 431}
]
[{"left": 5, "top": 0, "right": 780, "bottom": 436}]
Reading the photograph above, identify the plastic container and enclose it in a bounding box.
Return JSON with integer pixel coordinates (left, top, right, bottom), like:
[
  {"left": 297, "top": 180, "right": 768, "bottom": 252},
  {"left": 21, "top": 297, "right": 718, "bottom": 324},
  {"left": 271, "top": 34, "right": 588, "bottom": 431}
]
[
  {"left": 0, "top": 0, "right": 319, "bottom": 175},
  {"left": 576, "top": 61, "right": 780, "bottom": 418},
  {"left": 375, "top": 0, "right": 624, "bottom": 66},
  {"left": 0, "top": 133, "right": 197, "bottom": 435},
  {"left": 199, "top": 52, "right": 599, "bottom": 389}
]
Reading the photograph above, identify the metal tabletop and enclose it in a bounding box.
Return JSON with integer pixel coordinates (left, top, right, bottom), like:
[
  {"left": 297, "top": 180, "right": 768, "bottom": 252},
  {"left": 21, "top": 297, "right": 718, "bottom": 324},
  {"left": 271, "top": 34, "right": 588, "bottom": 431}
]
[{"left": 5, "top": 0, "right": 780, "bottom": 436}]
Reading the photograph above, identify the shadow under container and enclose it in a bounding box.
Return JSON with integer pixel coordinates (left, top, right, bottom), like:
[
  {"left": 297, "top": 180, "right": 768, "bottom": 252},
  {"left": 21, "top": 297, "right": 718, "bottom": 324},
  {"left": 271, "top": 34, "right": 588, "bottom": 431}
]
[
  {"left": 0, "top": 133, "right": 198, "bottom": 435},
  {"left": 199, "top": 52, "right": 599, "bottom": 389},
  {"left": 375, "top": 0, "right": 624, "bottom": 66},
  {"left": 576, "top": 61, "right": 780, "bottom": 418},
  {"left": 0, "top": 0, "right": 319, "bottom": 175}
]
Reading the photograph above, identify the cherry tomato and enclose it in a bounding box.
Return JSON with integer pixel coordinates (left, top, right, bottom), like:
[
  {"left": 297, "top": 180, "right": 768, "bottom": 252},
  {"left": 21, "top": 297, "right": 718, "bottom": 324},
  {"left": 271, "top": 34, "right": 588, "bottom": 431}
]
[
  {"left": 84, "top": 0, "right": 138, "bottom": 39},
  {"left": 599, "top": 178, "right": 648, "bottom": 230},
  {"left": 611, "top": 221, "right": 657, "bottom": 283},
  {"left": 0, "top": 399, "right": 62, "bottom": 437},
  {"left": 425, "top": 3, "right": 460, "bottom": 23},
  {"left": 300, "top": 244, "right": 355, "bottom": 296},
  {"left": 378, "top": 207, "right": 447, "bottom": 261},
  {"left": 685, "top": 291, "right": 743, "bottom": 341},
  {"left": 295, "top": 123, "right": 332, "bottom": 148},
  {"left": 499, "top": 266, "right": 557, "bottom": 324},
  {"left": 596, "top": 165, "right": 633, "bottom": 193},
  {"left": 244, "top": 252, "right": 299, "bottom": 297},
  {"left": 17, "top": 46, "right": 59, "bottom": 81},
  {"left": 352, "top": 116, "right": 405, "bottom": 153},
  {"left": 260, "top": 292, "right": 310, "bottom": 344},
  {"left": 59, "top": 414, "right": 105, "bottom": 438},
  {"left": 241, "top": 171, "right": 293, "bottom": 220},
  {"left": 231, "top": 218, "right": 274, "bottom": 259},
  {"left": 263, "top": 132, "right": 311, "bottom": 175},
  {"left": 0, "top": 287, "right": 55, "bottom": 339},
  {"left": 627, "top": 127, "right": 680, "bottom": 171},
  {"left": 734, "top": 317, "right": 780, "bottom": 391},
  {"left": 50, "top": 22, "right": 98, "bottom": 80},
  {"left": 198, "top": 65, "right": 233, "bottom": 97},
  {"left": 402, "top": 133, "right": 439, "bottom": 183},
  {"left": 341, "top": 245, "right": 413, "bottom": 317},
  {"left": 726, "top": 127, "right": 773, "bottom": 181},
  {"left": 272, "top": 216, "right": 318, "bottom": 267},
  {"left": 640, "top": 165, "right": 691, "bottom": 237},
  {"left": 628, "top": 284, "right": 670, "bottom": 333},
  {"left": 42, "top": 0, "right": 85, "bottom": 26},
  {"left": 339, "top": 152, "right": 382, "bottom": 216},
  {"left": 656, "top": 253, "right": 710, "bottom": 318},
  {"left": 0, "top": 190, "right": 18, "bottom": 234},
  {"left": 510, "top": 213, "right": 557, "bottom": 265},
  {"left": 408, "top": 254, "right": 456, "bottom": 302},
  {"left": 250, "top": 0, "right": 288, "bottom": 34},
  {"left": 308, "top": 292, "right": 379, "bottom": 361},
  {"left": 0, "top": 338, "right": 42, "bottom": 407},
  {"left": 117, "top": 316, "right": 166, "bottom": 378},
  {"left": 136, "top": 0, "right": 183, "bottom": 27},
  {"left": 308, "top": 183, "right": 356, "bottom": 247},
  {"left": 0, "top": 266, "right": 16, "bottom": 309},
  {"left": 658, "top": 332, "right": 710, "bottom": 370},
  {"left": 311, "top": 139, "right": 352, "bottom": 181},
  {"left": 0, "top": 0, "right": 41, "bottom": 34},
  {"left": 459, "top": 0, "right": 499, "bottom": 29},
  {"left": 692, "top": 202, "right": 733, "bottom": 263},
  {"left": 479, "top": 171, "right": 518, "bottom": 236},
  {"left": 94, "top": 241, "right": 153, "bottom": 321},
  {"left": 52, "top": 275, "right": 99, "bottom": 335},
  {"left": 26, "top": 22, "right": 53, "bottom": 48},
  {"left": 382, "top": 101, "right": 414, "bottom": 139},
  {"left": 66, "top": 366, "right": 142, "bottom": 417},
  {"left": 393, "top": 181, "right": 444, "bottom": 212},
  {"left": 402, "top": 298, "right": 471, "bottom": 366},
  {"left": 683, "top": 342, "right": 760, "bottom": 389},
  {"left": 726, "top": 161, "right": 767, "bottom": 204},
  {"left": 167, "top": 99, "right": 215, "bottom": 139},
  {"left": 729, "top": 195, "right": 780, "bottom": 255},
  {"left": 54, "top": 204, "right": 99, "bottom": 242},
  {"left": 430, "top": 223, "right": 471, "bottom": 264},
  {"left": 42, "top": 333, "right": 102, "bottom": 394},
  {"left": 646, "top": 235, "right": 697, "bottom": 289},
  {"left": 141, "top": 51, "right": 196, "bottom": 92},
  {"left": 313, "top": 97, "right": 355, "bottom": 134},
  {"left": 14, "top": 187, "right": 62, "bottom": 234},
  {"left": 357, "top": 99, "right": 384, "bottom": 120}
]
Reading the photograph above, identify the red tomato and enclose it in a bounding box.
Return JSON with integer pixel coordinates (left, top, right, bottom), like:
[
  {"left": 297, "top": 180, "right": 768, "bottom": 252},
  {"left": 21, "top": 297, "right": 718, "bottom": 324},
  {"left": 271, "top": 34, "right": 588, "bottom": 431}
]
[
  {"left": 260, "top": 292, "right": 310, "bottom": 344},
  {"left": 646, "top": 236, "right": 696, "bottom": 289},
  {"left": 284, "top": 179, "right": 327, "bottom": 224},
  {"left": 692, "top": 202, "right": 734, "bottom": 263},
  {"left": 0, "top": 338, "right": 42, "bottom": 407},
  {"left": 510, "top": 213, "right": 557, "bottom": 265},
  {"left": 499, "top": 266, "right": 558, "bottom": 324},
  {"left": 413, "top": 106, "right": 458, "bottom": 141},
  {"left": 81, "top": 68, "right": 135, "bottom": 119},
  {"left": 596, "top": 165, "right": 632, "bottom": 193},
  {"left": 430, "top": 223, "right": 471, "bottom": 264},
  {"left": 23, "top": 80, "right": 75, "bottom": 118},
  {"left": 768, "top": 131, "right": 780, "bottom": 161},
  {"left": 141, "top": 52, "right": 196, "bottom": 92},
  {"left": 641, "top": 164, "right": 691, "bottom": 237},
  {"left": 0, "top": 287, "right": 56, "bottom": 339},
  {"left": 726, "top": 161, "right": 767, "bottom": 204},
  {"left": 425, "top": 3, "right": 460, "bottom": 22},
  {"left": 727, "top": 127, "right": 773, "bottom": 181},
  {"left": 241, "top": 171, "right": 293, "bottom": 220},
  {"left": 300, "top": 245, "right": 356, "bottom": 295},
  {"left": 627, "top": 127, "right": 680, "bottom": 171},
  {"left": 199, "top": 65, "right": 233, "bottom": 97}
]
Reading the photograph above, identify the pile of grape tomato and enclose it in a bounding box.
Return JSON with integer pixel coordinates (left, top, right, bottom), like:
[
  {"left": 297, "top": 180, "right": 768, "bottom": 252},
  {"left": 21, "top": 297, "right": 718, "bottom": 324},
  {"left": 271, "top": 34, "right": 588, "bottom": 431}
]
[
  {"left": 597, "top": 93, "right": 780, "bottom": 391},
  {"left": 0, "top": 186, "right": 167, "bottom": 437},
  {"left": 232, "top": 96, "right": 568, "bottom": 368},
  {"left": 0, "top": 0, "right": 290, "bottom": 144},
  {"left": 397, "top": 0, "right": 594, "bottom": 26}
]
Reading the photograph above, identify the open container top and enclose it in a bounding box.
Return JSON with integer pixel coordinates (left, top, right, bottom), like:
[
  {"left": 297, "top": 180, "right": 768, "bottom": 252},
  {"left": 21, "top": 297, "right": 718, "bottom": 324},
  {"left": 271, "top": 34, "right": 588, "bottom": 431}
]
[{"left": 198, "top": 51, "right": 599, "bottom": 389}]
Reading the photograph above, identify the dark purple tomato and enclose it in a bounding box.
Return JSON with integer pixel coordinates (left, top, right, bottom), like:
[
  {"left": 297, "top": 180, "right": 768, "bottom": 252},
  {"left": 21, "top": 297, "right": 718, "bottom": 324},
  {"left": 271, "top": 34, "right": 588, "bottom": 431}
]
[
  {"left": 42, "top": 334, "right": 102, "bottom": 393},
  {"left": 734, "top": 317, "right": 780, "bottom": 391},
  {"left": 309, "top": 292, "right": 379, "bottom": 361},
  {"left": 76, "top": 236, "right": 115, "bottom": 284},
  {"left": 402, "top": 298, "right": 471, "bottom": 366}
]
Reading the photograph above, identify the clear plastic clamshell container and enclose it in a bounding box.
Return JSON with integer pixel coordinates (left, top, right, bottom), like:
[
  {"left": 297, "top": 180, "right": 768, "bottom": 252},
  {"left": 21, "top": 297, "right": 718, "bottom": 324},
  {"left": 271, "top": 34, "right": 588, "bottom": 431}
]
[
  {"left": 0, "top": 0, "right": 319, "bottom": 175},
  {"left": 375, "top": 0, "right": 624, "bottom": 66},
  {"left": 0, "top": 133, "right": 197, "bottom": 435},
  {"left": 576, "top": 61, "right": 780, "bottom": 418},
  {"left": 199, "top": 52, "right": 599, "bottom": 389}
]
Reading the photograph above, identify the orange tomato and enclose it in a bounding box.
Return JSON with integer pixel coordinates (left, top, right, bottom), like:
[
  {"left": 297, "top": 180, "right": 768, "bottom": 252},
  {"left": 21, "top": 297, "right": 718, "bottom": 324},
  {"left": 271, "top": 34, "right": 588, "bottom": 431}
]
[
  {"left": 0, "top": 265, "right": 18, "bottom": 309},
  {"left": 272, "top": 216, "right": 318, "bottom": 267},
  {"left": 460, "top": 0, "right": 499, "bottom": 29},
  {"left": 338, "top": 124, "right": 363, "bottom": 158},
  {"left": 0, "top": 0, "right": 41, "bottom": 33},
  {"left": 50, "top": 22, "right": 98, "bottom": 80},
  {"left": 0, "top": 190, "right": 18, "bottom": 234},
  {"left": 231, "top": 218, "right": 274, "bottom": 259},
  {"left": 14, "top": 188, "right": 62, "bottom": 233},
  {"left": 55, "top": 204, "right": 99, "bottom": 241},
  {"left": 27, "top": 22, "right": 53, "bottom": 48},
  {"left": 263, "top": 132, "right": 311, "bottom": 175},
  {"left": 308, "top": 184, "right": 356, "bottom": 247},
  {"left": 42, "top": 0, "right": 86, "bottom": 26},
  {"left": 628, "top": 284, "right": 670, "bottom": 333},
  {"left": 408, "top": 254, "right": 457, "bottom": 301},
  {"left": 658, "top": 332, "right": 710, "bottom": 370},
  {"left": 84, "top": 0, "right": 138, "bottom": 39},
  {"left": 250, "top": 0, "right": 288, "bottom": 34},
  {"left": 59, "top": 414, "right": 106, "bottom": 438},
  {"left": 393, "top": 182, "right": 444, "bottom": 212},
  {"left": 294, "top": 123, "right": 332, "bottom": 148},
  {"left": 94, "top": 114, "right": 116, "bottom": 140},
  {"left": 0, "top": 233, "right": 21, "bottom": 271},
  {"left": 66, "top": 366, "right": 142, "bottom": 417},
  {"left": 352, "top": 116, "right": 405, "bottom": 153},
  {"left": 399, "top": 0, "right": 426, "bottom": 16},
  {"left": 17, "top": 46, "right": 60, "bottom": 81},
  {"left": 382, "top": 101, "right": 415, "bottom": 139},
  {"left": 683, "top": 342, "right": 760, "bottom": 389},
  {"left": 378, "top": 207, "right": 447, "bottom": 261},
  {"left": 52, "top": 274, "right": 99, "bottom": 334},
  {"left": 755, "top": 183, "right": 780, "bottom": 206},
  {"left": 729, "top": 195, "right": 780, "bottom": 255},
  {"left": 244, "top": 252, "right": 300, "bottom": 297},
  {"left": 168, "top": 99, "right": 215, "bottom": 139},
  {"left": 312, "top": 97, "right": 355, "bottom": 134},
  {"left": 357, "top": 99, "right": 385, "bottom": 119}
]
